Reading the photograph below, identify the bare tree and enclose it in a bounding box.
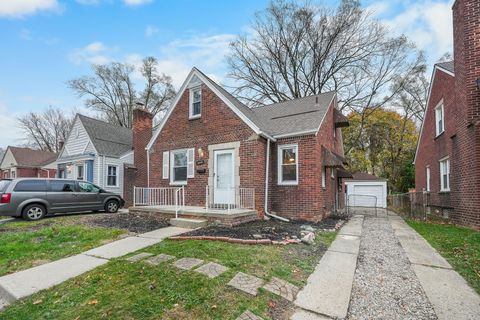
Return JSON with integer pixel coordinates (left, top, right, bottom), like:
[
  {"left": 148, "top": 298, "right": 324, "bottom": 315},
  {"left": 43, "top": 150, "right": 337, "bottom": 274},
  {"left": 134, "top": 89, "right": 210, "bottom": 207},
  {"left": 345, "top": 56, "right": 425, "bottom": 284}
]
[
  {"left": 227, "top": 0, "right": 425, "bottom": 114},
  {"left": 68, "top": 57, "right": 176, "bottom": 128},
  {"left": 17, "top": 107, "right": 73, "bottom": 153}
]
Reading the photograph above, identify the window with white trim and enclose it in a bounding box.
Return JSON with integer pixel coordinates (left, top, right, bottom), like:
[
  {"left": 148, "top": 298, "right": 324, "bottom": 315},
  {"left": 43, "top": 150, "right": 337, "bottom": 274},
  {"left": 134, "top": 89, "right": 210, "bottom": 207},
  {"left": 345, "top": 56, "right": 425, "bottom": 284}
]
[
  {"left": 321, "top": 167, "right": 326, "bottom": 188},
  {"left": 439, "top": 158, "right": 450, "bottom": 191},
  {"left": 435, "top": 103, "right": 444, "bottom": 136},
  {"left": 189, "top": 87, "right": 201, "bottom": 118},
  {"left": 107, "top": 165, "right": 118, "bottom": 187},
  {"left": 278, "top": 144, "right": 298, "bottom": 185}
]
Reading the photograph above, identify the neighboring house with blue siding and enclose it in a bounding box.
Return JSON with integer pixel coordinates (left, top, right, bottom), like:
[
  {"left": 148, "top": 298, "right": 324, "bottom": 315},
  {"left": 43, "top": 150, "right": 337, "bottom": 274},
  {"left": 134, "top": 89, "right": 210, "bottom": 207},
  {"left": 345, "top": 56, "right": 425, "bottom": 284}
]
[{"left": 56, "top": 114, "right": 133, "bottom": 196}]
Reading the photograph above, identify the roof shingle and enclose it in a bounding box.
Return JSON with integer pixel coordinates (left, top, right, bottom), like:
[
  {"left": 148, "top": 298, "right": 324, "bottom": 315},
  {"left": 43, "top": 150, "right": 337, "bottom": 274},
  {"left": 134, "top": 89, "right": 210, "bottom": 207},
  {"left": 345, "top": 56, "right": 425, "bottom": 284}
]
[
  {"left": 8, "top": 147, "right": 57, "bottom": 167},
  {"left": 78, "top": 115, "right": 133, "bottom": 157}
]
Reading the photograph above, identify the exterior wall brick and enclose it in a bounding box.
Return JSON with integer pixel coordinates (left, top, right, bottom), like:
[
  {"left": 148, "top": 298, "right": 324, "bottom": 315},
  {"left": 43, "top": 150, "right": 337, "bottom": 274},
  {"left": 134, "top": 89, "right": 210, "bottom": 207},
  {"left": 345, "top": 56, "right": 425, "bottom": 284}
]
[
  {"left": 451, "top": 0, "right": 480, "bottom": 228},
  {"left": 416, "top": 0, "right": 480, "bottom": 229},
  {"left": 132, "top": 108, "right": 153, "bottom": 188},
  {"left": 142, "top": 82, "right": 346, "bottom": 222},
  {"left": 415, "top": 69, "right": 455, "bottom": 193}
]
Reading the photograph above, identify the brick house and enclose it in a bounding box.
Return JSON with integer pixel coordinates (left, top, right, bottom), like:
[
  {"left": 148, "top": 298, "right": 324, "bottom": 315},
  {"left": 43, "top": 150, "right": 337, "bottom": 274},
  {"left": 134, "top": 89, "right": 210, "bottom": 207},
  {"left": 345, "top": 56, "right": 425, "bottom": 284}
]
[
  {"left": 129, "top": 68, "right": 349, "bottom": 222},
  {"left": 414, "top": 0, "right": 480, "bottom": 228},
  {"left": 0, "top": 146, "right": 57, "bottom": 179}
]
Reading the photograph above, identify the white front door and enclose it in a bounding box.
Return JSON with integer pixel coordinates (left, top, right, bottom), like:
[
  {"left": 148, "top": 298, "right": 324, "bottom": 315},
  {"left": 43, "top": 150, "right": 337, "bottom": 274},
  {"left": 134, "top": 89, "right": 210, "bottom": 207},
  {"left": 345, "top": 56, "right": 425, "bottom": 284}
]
[{"left": 214, "top": 149, "right": 235, "bottom": 205}]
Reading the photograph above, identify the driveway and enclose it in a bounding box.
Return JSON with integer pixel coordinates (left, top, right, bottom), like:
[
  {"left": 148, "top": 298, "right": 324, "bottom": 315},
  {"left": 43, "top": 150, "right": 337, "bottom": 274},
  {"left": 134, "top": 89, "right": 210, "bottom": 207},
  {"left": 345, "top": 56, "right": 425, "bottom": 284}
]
[{"left": 292, "top": 208, "right": 480, "bottom": 320}]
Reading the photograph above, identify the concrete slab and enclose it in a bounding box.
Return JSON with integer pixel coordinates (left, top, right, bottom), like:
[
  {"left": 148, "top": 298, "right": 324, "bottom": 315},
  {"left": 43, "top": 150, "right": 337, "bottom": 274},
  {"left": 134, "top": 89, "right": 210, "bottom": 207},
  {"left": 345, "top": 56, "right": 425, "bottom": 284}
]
[
  {"left": 84, "top": 236, "right": 161, "bottom": 259},
  {"left": 338, "top": 217, "right": 363, "bottom": 237},
  {"left": 194, "top": 262, "right": 228, "bottom": 278},
  {"left": 228, "top": 272, "right": 264, "bottom": 296},
  {"left": 145, "top": 253, "right": 175, "bottom": 265},
  {"left": 413, "top": 264, "right": 480, "bottom": 320},
  {"left": 263, "top": 277, "right": 300, "bottom": 302},
  {"left": 173, "top": 258, "right": 204, "bottom": 270},
  {"left": 0, "top": 254, "right": 107, "bottom": 302},
  {"left": 236, "top": 310, "right": 264, "bottom": 320},
  {"left": 137, "top": 226, "right": 189, "bottom": 240},
  {"left": 390, "top": 220, "right": 452, "bottom": 269},
  {"left": 126, "top": 252, "right": 154, "bottom": 262},
  {"left": 294, "top": 250, "right": 357, "bottom": 319},
  {"left": 290, "top": 309, "right": 332, "bottom": 320},
  {"left": 170, "top": 218, "right": 207, "bottom": 229},
  {"left": 328, "top": 234, "right": 360, "bottom": 255}
]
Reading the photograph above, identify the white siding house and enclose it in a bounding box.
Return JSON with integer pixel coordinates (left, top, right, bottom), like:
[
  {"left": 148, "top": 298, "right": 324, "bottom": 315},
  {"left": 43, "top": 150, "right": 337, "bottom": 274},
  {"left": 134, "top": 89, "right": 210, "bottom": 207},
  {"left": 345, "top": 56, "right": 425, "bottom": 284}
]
[{"left": 56, "top": 114, "right": 133, "bottom": 196}]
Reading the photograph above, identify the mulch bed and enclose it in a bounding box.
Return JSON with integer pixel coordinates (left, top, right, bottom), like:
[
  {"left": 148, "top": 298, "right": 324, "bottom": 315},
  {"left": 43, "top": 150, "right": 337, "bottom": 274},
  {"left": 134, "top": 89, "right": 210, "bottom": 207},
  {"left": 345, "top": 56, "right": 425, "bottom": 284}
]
[
  {"left": 82, "top": 212, "right": 169, "bottom": 233},
  {"left": 179, "top": 216, "right": 345, "bottom": 242}
]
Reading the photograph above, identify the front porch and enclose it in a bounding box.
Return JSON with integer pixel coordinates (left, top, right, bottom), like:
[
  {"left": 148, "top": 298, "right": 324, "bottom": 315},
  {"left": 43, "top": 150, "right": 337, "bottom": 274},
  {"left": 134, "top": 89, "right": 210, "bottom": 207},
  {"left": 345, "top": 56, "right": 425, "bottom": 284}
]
[{"left": 129, "top": 186, "right": 259, "bottom": 227}]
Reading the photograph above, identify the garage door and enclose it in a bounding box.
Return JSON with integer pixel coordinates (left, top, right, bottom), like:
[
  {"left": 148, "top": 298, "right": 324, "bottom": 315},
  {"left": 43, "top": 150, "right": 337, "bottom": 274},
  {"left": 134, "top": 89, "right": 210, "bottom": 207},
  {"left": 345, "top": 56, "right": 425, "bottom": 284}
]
[{"left": 350, "top": 184, "right": 385, "bottom": 208}]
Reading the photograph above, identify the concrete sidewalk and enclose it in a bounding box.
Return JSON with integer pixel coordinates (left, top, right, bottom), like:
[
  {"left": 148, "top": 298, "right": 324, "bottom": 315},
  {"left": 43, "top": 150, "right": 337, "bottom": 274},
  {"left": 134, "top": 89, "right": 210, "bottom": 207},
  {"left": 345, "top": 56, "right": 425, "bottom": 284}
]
[
  {"left": 0, "top": 226, "right": 188, "bottom": 307},
  {"left": 292, "top": 215, "right": 363, "bottom": 319},
  {"left": 389, "top": 216, "right": 480, "bottom": 320}
]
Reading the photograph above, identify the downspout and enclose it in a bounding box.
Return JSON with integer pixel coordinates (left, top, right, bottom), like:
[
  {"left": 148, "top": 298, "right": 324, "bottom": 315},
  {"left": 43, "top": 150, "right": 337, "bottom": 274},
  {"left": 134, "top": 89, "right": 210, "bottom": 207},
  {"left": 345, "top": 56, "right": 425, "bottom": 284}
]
[
  {"left": 264, "top": 138, "right": 289, "bottom": 222},
  {"left": 146, "top": 149, "right": 150, "bottom": 187}
]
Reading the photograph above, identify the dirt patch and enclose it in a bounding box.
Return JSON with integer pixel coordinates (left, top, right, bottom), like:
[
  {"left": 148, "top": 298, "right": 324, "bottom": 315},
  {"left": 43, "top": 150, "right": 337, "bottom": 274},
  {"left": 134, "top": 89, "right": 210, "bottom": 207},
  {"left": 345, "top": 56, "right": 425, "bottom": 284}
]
[
  {"left": 268, "top": 298, "right": 294, "bottom": 320},
  {"left": 183, "top": 217, "right": 343, "bottom": 241},
  {"left": 0, "top": 221, "right": 54, "bottom": 233},
  {"left": 81, "top": 212, "right": 169, "bottom": 233}
]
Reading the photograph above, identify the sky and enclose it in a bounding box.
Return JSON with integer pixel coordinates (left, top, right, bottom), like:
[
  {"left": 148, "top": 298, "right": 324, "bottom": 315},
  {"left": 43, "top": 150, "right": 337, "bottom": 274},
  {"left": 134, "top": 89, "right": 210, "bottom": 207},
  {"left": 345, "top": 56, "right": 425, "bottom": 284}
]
[{"left": 0, "top": 0, "right": 454, "bottom": 148}]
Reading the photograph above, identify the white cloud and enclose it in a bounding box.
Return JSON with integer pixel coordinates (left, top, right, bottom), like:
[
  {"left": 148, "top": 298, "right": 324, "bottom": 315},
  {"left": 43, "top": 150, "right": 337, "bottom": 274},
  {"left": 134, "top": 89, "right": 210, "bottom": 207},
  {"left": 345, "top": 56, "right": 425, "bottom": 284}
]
[
  {"left": 0, "top": 103, "right": 24, "bottom": 148},
  {"left": 145, "top": 25, "right": 159, "bottom": 37},
  {"left": 378, "top": 0, "right": 454, "bottom": 63},
  {"left": 123, "top": 0, "right": 152, "bottom": 6},
  {"left": 69, "top": 41, "right": 112, "bottom": 65},
  {"left": 0, "top": 0, "right": 61, "bottom": 18}
]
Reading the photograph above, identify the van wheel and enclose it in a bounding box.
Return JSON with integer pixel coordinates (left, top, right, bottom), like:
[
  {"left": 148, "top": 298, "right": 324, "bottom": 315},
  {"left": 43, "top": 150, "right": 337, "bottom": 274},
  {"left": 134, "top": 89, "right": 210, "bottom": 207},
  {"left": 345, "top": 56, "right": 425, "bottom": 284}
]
[
  {"left": 22, "top": 204, "right": 46, "bottom": 221},
  {"left": 105, "top": 200, "right": 119, "bottom": 213}
]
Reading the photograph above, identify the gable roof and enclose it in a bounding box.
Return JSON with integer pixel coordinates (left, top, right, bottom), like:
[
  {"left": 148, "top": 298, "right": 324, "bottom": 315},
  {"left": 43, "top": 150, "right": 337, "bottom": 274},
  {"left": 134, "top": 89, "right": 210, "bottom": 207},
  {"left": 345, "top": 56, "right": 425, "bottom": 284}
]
[
  {"left": 413, "top": 61, "right": 455, "bottom": 164},
  {"left": 146, "top": 67, "right": 337, "bottom": 149},
  {"left": 436, "top": 60, "right": 454, "bottom": 74},
  {"left": 4, "top": 146, "right": 57, "bottom": 167},
  {"left": 77, "top": 114, "right": 133, "bottom": 157}
]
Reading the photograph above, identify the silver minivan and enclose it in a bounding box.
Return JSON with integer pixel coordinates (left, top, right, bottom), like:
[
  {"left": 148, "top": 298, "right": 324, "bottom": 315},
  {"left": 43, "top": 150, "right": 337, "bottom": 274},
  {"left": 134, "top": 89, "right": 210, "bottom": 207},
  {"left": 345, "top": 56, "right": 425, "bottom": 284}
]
[{"left": 0, "top": 178, "right": 125, "bottom": 221}]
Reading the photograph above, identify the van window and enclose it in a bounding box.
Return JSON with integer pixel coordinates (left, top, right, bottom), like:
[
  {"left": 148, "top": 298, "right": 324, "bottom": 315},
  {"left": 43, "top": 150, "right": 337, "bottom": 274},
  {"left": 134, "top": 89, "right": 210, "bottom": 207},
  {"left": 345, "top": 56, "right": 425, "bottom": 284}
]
[
  {"left": 0, "top": 180, "right": 11, "bottom": 193},
  {"left": 78, "top": 182, "right": 100, "bottom": 193},
  {"left": 50, "top": 180, "right": 76, "bottom": 192},
  {"left": 14, "top": 180, "right": 47, "bottom": 192}
]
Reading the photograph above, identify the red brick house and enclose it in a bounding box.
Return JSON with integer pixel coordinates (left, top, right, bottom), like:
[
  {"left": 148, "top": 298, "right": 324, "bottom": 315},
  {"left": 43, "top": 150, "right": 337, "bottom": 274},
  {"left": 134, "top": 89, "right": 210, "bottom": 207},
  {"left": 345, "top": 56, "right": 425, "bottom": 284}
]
[
  {"left": 0, "top": 146, "right": 57, "bottom": 179},
  {"left": 414, "top": 0, "right": 480, "bottom": 228},
  {"left": 130, "top": 68, "right": 349, "bottom": 222}
]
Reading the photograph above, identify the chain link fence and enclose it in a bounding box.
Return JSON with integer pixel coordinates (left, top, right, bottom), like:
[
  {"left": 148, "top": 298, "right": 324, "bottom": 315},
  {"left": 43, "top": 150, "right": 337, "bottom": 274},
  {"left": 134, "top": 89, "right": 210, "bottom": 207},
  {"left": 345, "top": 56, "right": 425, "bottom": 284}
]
[{"left": 388, "top": 191, "right": 453, "bottom": 220}]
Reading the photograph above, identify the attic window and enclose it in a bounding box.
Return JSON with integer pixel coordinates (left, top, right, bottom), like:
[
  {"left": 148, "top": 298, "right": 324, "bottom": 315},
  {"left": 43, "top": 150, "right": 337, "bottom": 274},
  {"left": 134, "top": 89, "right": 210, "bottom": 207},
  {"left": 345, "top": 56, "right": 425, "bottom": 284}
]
[{"left": 189, "top": 87, "right": 201, "bottom": 119}]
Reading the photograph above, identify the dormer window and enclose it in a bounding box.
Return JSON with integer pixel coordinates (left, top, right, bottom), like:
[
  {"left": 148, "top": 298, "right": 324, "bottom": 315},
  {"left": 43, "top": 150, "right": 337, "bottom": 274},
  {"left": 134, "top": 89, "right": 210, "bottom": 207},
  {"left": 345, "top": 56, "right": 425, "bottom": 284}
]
[
  {"left": 435, "top": 102, "right": 444, "bottom": 136},
  {"left": 189, "top": 87, "right": 201, "bottom": 119}
]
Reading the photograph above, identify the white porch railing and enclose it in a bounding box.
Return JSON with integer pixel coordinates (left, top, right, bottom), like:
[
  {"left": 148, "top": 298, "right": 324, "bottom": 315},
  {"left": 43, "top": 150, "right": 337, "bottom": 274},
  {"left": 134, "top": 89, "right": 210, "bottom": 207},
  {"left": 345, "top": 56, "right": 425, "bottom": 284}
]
[
  {"left": 205, "top": 186, "right": 255, "bottom": 212},
  {"left": 133, "top": 186, "right": 185, "bottom": 218}
]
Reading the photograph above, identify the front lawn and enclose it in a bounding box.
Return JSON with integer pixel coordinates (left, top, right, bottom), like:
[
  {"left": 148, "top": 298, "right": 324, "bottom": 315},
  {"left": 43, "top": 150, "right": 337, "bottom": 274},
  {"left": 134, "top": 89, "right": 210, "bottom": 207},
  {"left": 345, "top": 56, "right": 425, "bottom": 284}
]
[
  {"left": 1, "top": 232, "right": 336, "bottom": 319},
  {"left": 0, "top": 216, "right": 126, "bottom": 276},
  {"left": 406, "top": 219, "right": 480, "bottom": 294}
]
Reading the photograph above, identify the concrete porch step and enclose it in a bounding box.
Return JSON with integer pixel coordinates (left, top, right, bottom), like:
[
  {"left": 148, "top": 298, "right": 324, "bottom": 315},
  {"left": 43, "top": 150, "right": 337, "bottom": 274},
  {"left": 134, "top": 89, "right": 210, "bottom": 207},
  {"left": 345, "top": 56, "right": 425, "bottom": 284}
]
[{"left": 170, "top": 218, "right": 207, "bottom": 229}]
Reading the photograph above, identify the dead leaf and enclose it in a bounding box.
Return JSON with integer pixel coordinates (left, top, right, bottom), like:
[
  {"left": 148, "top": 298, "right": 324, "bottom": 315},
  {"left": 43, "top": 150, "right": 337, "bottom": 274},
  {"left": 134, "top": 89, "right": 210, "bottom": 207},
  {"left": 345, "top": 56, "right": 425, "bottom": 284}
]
[
  {"left": 33, "top": 299, "right": 42, "bottom": 305},
  {"left": 88, "top": 299, "right": 98, "bottom": 305}
]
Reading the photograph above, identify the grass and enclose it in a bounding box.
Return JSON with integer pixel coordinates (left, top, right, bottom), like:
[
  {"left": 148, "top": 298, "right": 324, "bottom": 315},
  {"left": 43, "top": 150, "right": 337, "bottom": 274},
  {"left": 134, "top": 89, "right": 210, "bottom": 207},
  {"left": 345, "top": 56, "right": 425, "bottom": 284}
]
[
  {"left": 406, "top": 219, "right": 480, "bottom": 294},
  {"left": 0, "top": 217, "right": 126, "bottom": 276},
  {"left": 0, "top": 231, "right": 336, "bottom": 319}
]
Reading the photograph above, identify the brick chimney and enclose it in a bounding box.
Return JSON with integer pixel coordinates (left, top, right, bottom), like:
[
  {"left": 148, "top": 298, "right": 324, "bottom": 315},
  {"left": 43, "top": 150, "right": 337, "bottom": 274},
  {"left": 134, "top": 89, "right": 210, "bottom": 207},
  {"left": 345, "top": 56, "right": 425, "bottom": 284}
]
[
  {"left": 453, "top": 0, "right": 480, "bottom": 124},
  {"left": 133, "top": 104, "right": 153, "bottom": 187}
]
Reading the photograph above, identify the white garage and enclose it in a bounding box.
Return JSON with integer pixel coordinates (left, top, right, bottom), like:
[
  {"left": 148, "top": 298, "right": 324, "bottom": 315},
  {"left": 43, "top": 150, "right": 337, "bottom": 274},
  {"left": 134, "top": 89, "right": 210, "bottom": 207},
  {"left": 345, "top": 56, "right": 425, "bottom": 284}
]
[{"left": 345, "top": 173, "right": 388, "bottom": 208}]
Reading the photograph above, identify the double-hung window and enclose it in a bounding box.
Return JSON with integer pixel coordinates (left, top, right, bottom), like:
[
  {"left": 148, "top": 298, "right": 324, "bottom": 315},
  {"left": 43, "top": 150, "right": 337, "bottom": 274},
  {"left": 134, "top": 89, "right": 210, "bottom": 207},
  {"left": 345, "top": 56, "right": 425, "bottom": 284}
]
[
  {"left": 435, "top": 103, "right": 444, "bottom": 136},
  {"left": 171, "top": 150, "right": 188, "bottom": 184},
  {"left": 278, "top": 144, "right": 298, "bottom": 185},
  {"left": 439, "top": 158, "right": 450, "bottom": 191},
  {"left": 426, "top": 166, "right": 431, "bottom": 192},
  {"left": 189, "top": 87, "right": 201, "bottom": 119},
  {"left": 107, "top": 165, "right": 118, "bottom": 187}
]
